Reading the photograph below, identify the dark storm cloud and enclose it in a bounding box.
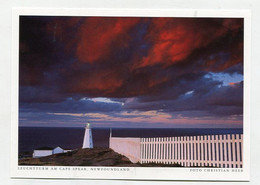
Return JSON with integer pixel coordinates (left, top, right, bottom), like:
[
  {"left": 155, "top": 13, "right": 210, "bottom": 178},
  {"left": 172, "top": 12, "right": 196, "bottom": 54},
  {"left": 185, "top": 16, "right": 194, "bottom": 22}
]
[
  {"left": 223, "top": 63, "right": 243, "bottom": 75},
  {"left": 19, "top": 86, "right": 67, "bottom": 103},
  {"left": 59, "top": 18, "right": 243, "bottom": 98},
  {"left": 132, "top": 18, "right": 243, "bottom": 70},
  {"left": 19, "top": 16, "right": 67, "bottom": 86},
  {"left": 19, "top": 98, "right": 122, "bottom": 114},
  {"left": 19, "top": 16, "right": 244, "bottom": 121},
  {"left": 123, "top": 79, "right": 243, "bottom": 117}
]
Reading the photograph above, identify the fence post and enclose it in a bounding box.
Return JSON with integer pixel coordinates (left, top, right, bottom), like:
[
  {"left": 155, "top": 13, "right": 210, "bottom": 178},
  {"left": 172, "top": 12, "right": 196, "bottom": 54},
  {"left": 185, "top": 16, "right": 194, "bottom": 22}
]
[
  {"left": 190, "top": 136, "right": 194, "bottom": 167},
  {"left": 204, "top": 135, "right": 208, "bottom": 166},
  {"left": 207, "top": 135, "right": 211, "bottom": 166},
  {"left": 187, "top": 136, "right": 190, "bottom": 167},
  {"left": 236, "top": 134, "right": 240, "bottom": 168},
  {"left": 240, "top": 134, "right": 243, "bottom": 168},
  {"left": 219, "top": 135, "right": 223, "bottom": 167},
  {"left": 232, "top": 134, "right": 236, "bottom": 168},
  {"left": 227, "top": 134, "right": 231, "bottom": 168},
  {"left": 194, "top": 136, "right": 197, "bottom": 166},
  {"left": 174, "top": 137, "right": 177, "bottom": 164},
  {"left": 170, "top": 137, "right": 172, "bottom": 164},
  {"left": 155, "top": 137, "right": 158, "bottom": 163},
  {"left": 223, "top": 135, "right": 228, "bottom": 168},
  {"left": 140, "top": 138, "right": 143, "bottom": 164}
]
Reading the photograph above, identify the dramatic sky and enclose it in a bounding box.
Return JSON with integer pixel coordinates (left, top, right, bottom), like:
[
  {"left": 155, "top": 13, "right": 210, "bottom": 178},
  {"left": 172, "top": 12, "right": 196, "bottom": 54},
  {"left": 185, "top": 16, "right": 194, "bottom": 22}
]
[{"left": 19, "top": 16, "right": 244, "bottom": 128}]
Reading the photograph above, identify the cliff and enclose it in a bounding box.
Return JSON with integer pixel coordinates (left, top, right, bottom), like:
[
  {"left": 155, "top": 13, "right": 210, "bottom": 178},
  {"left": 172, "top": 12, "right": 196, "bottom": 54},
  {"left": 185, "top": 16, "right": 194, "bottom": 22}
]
[{"left": 19, "top": 148, "right": 182, "bottom": 167}]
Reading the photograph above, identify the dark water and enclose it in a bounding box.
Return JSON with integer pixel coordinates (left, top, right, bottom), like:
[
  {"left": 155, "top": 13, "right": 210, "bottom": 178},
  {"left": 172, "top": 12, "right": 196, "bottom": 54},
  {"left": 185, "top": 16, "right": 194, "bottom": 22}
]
[{"left": 19, "top": 127, "right": 243, "bottom": 153}]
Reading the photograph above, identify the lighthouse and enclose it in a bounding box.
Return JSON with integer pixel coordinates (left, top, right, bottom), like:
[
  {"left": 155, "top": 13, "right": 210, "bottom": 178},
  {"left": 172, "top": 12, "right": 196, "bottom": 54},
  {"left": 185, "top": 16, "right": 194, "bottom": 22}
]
[{"left": 82, "top": 122, "right": 93, "bottom": 149}]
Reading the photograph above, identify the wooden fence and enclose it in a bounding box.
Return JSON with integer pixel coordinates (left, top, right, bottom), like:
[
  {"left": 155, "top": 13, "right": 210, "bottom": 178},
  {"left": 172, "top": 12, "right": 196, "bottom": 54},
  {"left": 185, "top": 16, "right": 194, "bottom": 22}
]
[{"left": 140, "top": 134, "right": 243, "bottom": 168}]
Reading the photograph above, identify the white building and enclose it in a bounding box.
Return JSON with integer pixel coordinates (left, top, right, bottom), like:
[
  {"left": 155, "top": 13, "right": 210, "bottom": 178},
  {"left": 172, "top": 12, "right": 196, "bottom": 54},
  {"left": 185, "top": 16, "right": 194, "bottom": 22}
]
[
  {"left": 32, "top": 146, "right": 71, "bottom": 158},
  {"left": 82, "top": 122, "right": 93, "bottom": 148}
]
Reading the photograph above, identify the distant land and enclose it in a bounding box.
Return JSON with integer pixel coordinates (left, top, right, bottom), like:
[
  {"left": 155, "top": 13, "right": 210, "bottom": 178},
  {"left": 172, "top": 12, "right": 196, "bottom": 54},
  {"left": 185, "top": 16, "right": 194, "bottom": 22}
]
[{"left": 19, "top": 148, "right": 182, "bottom": 167}]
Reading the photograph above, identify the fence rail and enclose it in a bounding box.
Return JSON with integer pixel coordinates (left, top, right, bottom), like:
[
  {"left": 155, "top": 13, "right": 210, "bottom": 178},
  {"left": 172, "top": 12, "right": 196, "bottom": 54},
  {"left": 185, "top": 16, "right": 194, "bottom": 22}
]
[{"left": 140, "top": 134, "right": 243, "bottom": 168}]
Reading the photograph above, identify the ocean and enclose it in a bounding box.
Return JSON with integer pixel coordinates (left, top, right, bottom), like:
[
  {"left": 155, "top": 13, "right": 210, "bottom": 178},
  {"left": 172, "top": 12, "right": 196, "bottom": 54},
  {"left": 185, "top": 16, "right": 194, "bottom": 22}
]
[{"left": 18, "top": 127, "right": 243, "bottom": 154}]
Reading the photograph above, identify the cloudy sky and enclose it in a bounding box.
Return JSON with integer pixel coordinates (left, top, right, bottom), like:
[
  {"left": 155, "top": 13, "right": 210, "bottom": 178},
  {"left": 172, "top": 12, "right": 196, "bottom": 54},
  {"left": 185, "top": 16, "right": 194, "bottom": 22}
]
[{"left": 19, "top": 16, "right": 243, "bottom": 128}]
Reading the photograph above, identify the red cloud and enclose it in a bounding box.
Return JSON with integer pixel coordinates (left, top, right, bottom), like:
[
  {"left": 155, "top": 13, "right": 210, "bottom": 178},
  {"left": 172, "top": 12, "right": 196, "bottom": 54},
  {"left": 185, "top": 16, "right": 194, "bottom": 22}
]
[
  {"left": 76, "top": 17, "right": 140, "bottom": 63},
  {"left": 204, "top": 41, "right": 243, "bottom": 72},
  {"left": 133, "top": 18, "right": 243, "bottom": 69},
  {"left": 45, "top": 17, "right": 243, "bottom": 97},
  {"left": 229, "top": 82, "right": 241, "bottom": 87},
  {"left": 67, "top": 68, "right": 123, "bottom": 96},
  {"left": 47, "top": 17, "right": 140, "bottom": 63}
]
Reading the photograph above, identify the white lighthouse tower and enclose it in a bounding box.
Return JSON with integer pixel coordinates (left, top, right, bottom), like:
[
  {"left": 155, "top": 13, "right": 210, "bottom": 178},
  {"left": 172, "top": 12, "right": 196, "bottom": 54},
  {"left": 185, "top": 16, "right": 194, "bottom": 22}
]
[{"left": 82, "top": 122, "right": 93, "bottom": 149}]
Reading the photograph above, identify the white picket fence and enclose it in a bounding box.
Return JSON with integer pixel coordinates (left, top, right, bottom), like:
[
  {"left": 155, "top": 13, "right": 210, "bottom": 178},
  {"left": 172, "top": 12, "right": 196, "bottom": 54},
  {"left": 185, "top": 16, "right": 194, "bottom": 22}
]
[
  {"left": 140, "top": 134, "right": 243, "bottom": 168},
  {"left": 109, "top": 134, "right": 243, "bottom": 168}
]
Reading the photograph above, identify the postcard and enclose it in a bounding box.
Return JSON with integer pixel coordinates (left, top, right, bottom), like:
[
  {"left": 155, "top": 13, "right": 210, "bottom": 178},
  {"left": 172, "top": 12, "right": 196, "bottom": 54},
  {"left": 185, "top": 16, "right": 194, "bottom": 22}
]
[{"left": 11, "top": 8, "right": 251, "bottom": 181}]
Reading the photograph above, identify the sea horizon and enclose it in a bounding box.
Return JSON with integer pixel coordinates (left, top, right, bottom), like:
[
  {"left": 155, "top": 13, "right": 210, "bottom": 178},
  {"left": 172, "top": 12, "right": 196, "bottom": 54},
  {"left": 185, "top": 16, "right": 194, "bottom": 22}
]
[
  {"left": 19, "top": 127, "right": 243, "bottom": 154},
  {"left": 18, "top": 126, "right": 243, "bottom": 129}
]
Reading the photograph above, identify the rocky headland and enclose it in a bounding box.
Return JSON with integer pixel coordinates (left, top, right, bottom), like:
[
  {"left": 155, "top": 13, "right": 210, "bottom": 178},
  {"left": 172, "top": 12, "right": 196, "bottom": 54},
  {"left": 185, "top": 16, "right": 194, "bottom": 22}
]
[{"left": 19, "top": 148, "right": 182, "bottom": 167}]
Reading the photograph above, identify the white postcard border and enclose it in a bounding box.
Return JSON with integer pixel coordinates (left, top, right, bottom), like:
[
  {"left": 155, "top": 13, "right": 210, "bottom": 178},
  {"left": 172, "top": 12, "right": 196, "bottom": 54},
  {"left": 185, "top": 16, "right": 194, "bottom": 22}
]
[{"left": 11, "top": 8, "right": 251, "bottom": 181}]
